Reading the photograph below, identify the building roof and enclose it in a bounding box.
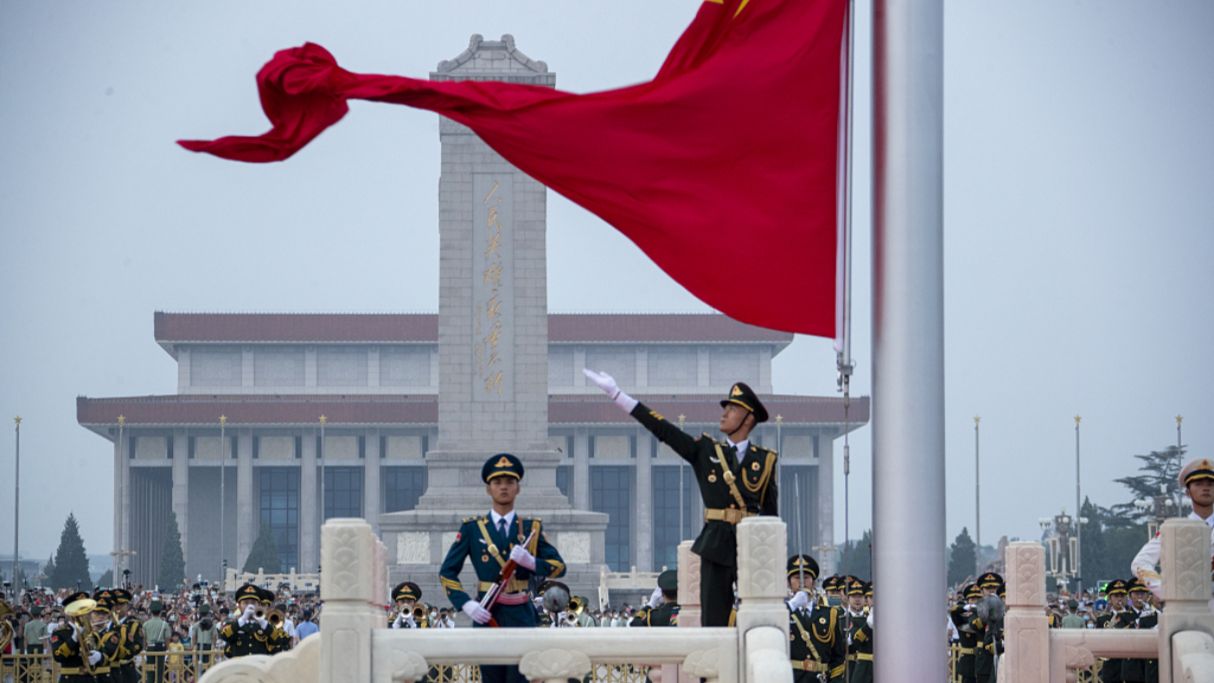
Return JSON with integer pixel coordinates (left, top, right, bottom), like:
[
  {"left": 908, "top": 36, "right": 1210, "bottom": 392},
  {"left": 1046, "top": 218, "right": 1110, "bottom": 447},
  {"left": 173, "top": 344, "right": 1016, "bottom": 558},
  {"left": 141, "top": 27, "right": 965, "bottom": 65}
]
[
  {"left": 77, "top": 393, "right": 869, "bottom": 437},
  {"left": 153, "top": 312, "right": 793, "bottom": 355}
]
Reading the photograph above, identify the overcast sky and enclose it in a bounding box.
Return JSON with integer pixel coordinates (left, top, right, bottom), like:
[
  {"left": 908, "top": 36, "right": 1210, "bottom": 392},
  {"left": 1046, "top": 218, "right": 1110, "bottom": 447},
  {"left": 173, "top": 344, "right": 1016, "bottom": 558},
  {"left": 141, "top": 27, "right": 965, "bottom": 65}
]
[{"left": 1, "top": 1, "right": 1211, "bottom": 564}]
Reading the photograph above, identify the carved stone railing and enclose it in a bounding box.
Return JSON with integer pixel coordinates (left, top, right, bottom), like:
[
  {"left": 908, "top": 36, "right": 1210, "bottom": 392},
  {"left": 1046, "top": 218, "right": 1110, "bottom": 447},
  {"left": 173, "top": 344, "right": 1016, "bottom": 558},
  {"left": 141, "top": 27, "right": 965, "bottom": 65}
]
[
  {"left": 201, "top": 516, "right": 793, "bottom": 683},
  {"left": 1002, "top": 518, "right": 1214, "bottom": 683}
]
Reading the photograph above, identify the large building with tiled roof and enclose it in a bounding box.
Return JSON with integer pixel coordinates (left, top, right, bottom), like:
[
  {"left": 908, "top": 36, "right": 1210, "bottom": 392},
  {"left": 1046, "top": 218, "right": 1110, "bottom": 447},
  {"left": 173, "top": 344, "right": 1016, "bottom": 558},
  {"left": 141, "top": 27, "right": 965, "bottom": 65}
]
[{"left": 78, "top": 311, "right": 866, "bottom": 584}]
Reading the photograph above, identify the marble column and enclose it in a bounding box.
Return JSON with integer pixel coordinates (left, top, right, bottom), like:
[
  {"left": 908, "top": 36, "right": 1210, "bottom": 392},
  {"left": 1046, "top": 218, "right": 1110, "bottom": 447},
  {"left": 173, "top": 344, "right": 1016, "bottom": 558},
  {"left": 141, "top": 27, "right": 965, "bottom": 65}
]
[
  {"left": 572, "top": 430, "right": 590, "bottom": 511},
  {"left": 235, "top": 431, "right": 254, "bottom": 569},
  {"left": 634, "top": 432, "right": 653, "bottom": 571},
  {"left": 171, "top": 430, "right": 189, "bottom": 567},
  {"left": 300, "top": 433, "right": 318, "bottom": 572},
  {"left": 816, "top": 432, "right": 836, "bottom": 577},
  {"left": 363, "top": 431, "right": 381, "bottom": 536}
]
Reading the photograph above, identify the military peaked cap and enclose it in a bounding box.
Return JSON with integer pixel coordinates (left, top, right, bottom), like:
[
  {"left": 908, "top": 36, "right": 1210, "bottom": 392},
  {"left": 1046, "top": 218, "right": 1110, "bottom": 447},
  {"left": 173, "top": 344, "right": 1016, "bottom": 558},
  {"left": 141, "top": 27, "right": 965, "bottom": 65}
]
[
  {"left": 235, "top": 583, "right": 261, "bottom": 603},
  {"left": 392, "top": 581, "right": 422, "bottom": 603},
  {"left": 1105, "top": 579, "right": 1128, "bottom": 596},
  {"left": 720, "top": 382, "right": 769, "bottom": 423},
  {"left": 62, "top": 591, "right": 90, "bottom": 607},
  {"left": 482, "top": 452, "right": 525, "bottom": 483},
  {"left": 846, "top": 578, "right": 867, "bottom": 596},
  {"left": 112, "top": 589, "right": 132, "bottom": 605},
  {"left": 658, "top": 570, "right": 679, "bottom": 593},
  {"left": 1181, "top": 458, "right": 1214, "bottom": 488},
  {"left": 977, "top": 572, "right": 1004, "bottom": 590},
  {"left": 787, "top": 554, "right": 819, "bottom": 580}
]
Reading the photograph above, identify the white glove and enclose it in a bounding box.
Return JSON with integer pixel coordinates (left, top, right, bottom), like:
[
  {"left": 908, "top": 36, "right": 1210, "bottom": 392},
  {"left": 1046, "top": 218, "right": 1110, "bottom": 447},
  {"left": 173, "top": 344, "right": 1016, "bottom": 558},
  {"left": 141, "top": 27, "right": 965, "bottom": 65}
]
[
  {"left": 134, "top": 655, "right": 143, "bottom": 668},
  {"left": 88, "top": 651, "right": 102, "bottom": 666},
  {"left": 462, "top": 601, "right": 492, "bottom": 625},
  {"left": 787, "top": 591, "right": 810, "bottom": 612},
  {"left": 391, "top": 613, "right": 405, "bottom": 629},
  {"left": 867, "top": 607, "right": 875, "bottom": 630},
  {"left": 255, "top": 617, "right": 269, "bottom": 630},
  {"left": 582, "top": 369, "right": 637, "bottom": 413},
  {"left": 509, "top": 545, "right": 537, "bottom": 571},
  {"left": 647, "top": 586, "right": 663, "bottom": 609}
]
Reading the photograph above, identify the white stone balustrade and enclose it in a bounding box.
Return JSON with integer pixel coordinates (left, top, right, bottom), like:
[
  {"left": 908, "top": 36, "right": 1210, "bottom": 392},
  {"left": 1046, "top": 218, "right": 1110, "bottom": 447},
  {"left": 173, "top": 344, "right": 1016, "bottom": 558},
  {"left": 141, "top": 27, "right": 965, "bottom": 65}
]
[
  {"left": 1003, "top": 518, "right": 1214, "bottom": 683},
  {"left": 201, "top": 516, "right": 793, "bottom": 683}
]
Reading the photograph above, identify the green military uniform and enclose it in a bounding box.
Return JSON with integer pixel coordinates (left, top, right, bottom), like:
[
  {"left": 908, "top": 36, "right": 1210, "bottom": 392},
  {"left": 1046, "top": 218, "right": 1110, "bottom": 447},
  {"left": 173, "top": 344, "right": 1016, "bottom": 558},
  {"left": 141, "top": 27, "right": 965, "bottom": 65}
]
[
  {"left": 143, "top": 601, "right": 171, "bottom": 683},
  {"left": 1096, "top": 579, "right": 1133, "bottom": 683},
  {"left": 259, "top": 591, "right": 292, "bottom": 654},
  {"left": 627, "top": 382, "right": 778, "bottom": 627},
  {"left": 631, "top": 571, "right": 680, "bottom": 627},
  {"left": 786, "top": 555, "right": 846, "bottom": 682},
  {"left": 23, "top": 606, "right": 47, "bottom": 654},
  {"left": 219, "top": 584, "right": 274, "bottom": 658}
]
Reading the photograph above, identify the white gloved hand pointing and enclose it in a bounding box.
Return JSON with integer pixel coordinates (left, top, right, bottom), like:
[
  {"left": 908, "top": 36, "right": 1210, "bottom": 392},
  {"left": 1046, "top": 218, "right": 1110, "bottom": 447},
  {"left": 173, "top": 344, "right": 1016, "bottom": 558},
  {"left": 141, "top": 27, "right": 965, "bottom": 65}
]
[
  {"left": 582, "top": 369, "right": 619, "bottom": 398},
  {"left": 509, "top": 545, "right": 536, "bottom": 571},
  {"left": 787, "top": 591, "right": 810, "bottom": 612},
  {"left": 462, "top": 601, "right": 492, "bottom": 625}
]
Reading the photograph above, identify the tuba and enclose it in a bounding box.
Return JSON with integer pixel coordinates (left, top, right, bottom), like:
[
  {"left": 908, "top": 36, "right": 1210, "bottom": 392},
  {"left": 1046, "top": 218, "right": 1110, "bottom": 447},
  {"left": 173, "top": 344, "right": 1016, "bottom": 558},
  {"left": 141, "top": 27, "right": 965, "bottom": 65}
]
[
  {"left": 64, "top": 598, "right": 102, "bottom": 675},
  {"left": 0, "top": 600, "right": 14, "bottom": 653}
]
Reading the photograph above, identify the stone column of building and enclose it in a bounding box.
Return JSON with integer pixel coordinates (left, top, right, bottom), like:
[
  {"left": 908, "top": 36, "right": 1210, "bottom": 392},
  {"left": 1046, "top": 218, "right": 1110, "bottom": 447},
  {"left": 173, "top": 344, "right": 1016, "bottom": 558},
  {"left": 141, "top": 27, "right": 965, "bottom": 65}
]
[
  {"left": 171, "top": 430, "right": 189, "bottom": 567},
  {"left": 300, "top": 433, "right": 318, "bottom": 572},
  {"left": 634, "top": 430, "right": 654, "bottom": 571},
  {"left": 573, "top": 430, "right": 590, "bottom": 511},
  {"left": 816, "top": 433, "right": 836, "bottom": 577},
  {"left": 235, "top": 431, "right": 254, "bottom": 568},
  {"left": 379, "top": 35, "right": 606, "bottom": 598},
  {"left": 112, "top": 429, "right": 129, "bottom": 576},
  {"left": 363, "top": 431, "right": 381, "bottom": 536}
]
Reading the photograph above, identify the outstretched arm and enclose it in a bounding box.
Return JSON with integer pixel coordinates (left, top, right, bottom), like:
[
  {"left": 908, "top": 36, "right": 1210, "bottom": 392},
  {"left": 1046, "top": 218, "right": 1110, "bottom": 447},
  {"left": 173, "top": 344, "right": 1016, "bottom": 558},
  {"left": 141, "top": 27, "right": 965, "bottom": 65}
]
[{"left": 583, "top": 368, "right": 699, "bottom": 461}]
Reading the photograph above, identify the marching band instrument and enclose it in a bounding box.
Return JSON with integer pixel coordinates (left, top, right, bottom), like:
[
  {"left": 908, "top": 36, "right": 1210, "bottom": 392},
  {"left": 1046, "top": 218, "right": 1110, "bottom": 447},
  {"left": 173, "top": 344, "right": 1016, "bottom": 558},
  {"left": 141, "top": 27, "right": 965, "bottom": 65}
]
[
  {"left": 64, "top": 598, "right": 103, "bottom": 675},
  {"left": 0, "top": 600, "right": 13, "bottom": 653}
]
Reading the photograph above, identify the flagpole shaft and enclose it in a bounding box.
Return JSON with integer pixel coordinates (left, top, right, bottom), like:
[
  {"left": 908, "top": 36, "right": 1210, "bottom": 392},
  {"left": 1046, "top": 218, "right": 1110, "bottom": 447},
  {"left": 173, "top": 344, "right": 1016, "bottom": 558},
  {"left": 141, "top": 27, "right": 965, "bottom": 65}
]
[
  {"left": 12, "top": 417, "right": 20, "bottom": 588},
  {"left": 872, "top": 0, "right": 944, "bottom": 681}
]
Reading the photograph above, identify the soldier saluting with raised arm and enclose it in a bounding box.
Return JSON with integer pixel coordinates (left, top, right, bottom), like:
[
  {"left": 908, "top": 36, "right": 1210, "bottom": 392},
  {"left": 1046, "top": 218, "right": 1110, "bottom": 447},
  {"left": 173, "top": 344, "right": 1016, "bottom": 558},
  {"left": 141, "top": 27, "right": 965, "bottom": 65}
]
[{"left": 583, "top": 369, "right": 778, "bottom": 627}]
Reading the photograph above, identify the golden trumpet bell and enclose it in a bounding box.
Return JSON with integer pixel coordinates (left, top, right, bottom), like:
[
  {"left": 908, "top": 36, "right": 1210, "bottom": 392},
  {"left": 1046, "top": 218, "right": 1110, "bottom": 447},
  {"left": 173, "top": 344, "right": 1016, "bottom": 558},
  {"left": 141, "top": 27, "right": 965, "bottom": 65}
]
[{"left": 65, "top": 598, "right": 98, "bottom": 618}]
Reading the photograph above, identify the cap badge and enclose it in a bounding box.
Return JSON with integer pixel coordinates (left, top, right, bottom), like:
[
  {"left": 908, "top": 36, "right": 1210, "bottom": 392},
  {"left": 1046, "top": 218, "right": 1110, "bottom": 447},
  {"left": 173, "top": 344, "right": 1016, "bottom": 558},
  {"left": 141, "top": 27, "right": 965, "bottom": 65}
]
[
  {"left": 731, "top": 385, "right": 743, "bottom": 397},
  {"left": 495, "top": 455, "right": 512, "bottom": 468}
]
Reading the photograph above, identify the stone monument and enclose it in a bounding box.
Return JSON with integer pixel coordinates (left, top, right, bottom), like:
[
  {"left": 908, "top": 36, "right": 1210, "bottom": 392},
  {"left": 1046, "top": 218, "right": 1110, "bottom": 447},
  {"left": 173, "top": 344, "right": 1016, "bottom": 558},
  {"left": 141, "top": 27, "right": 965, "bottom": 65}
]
[{"left": 380, "top": 35, "right": 608, "bottom": 596}]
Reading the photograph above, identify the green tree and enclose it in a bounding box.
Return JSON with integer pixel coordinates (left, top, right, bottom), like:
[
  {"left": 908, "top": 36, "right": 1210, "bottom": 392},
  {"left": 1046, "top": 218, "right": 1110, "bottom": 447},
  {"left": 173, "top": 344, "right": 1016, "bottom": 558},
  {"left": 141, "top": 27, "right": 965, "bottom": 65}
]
[
  {"left": 243, "top": 522, "right": 282, "bottom": 574},
  {"left": 50, "top": 513, "right": 92, "bottom": 590},
  {"left": 1108, "top": 445, "right": 1187, "bottom": 524},
  {"left": 41, "top": 555, "right": 56, "bottom": 586},
  {"left": 947, "top": 527, "right": 978, "bottom": 588},
  {"left": 1078, "top": 497, "right": 1106, "bottom": 586},
  {"left": 158, "top": 512, "right": 187, "bottom": 591},
  {"left": 838, "top": 529, "right": 872, "bottom": 579},
  {"left": 97, "top": 569, "right": 114, "bottom": 587}
]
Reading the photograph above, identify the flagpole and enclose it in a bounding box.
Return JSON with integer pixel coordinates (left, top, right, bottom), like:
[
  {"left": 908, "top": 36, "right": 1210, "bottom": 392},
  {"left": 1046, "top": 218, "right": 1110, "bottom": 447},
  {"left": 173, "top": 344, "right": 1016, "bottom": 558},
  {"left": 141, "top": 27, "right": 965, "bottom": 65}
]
[
  {"left": 12, "top": 416, "right": 20, "bottom": 588},
  {"left": 872, "top": 0, "right": 945, "bottom": 680},
  {"left": 219, "top": 415, "right": 227, "bottom": 583}
]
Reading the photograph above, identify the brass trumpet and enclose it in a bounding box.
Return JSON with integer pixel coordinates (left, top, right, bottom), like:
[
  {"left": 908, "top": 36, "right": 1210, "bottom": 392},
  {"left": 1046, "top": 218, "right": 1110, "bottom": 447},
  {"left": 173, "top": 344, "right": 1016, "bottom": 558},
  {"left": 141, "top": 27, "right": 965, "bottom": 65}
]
[
  {"left": 0, "top": 600, "right": 14, "bottom": 653},
  {"left": 64, "top": 598, "right": 103, "bottom": 675},
  {"left": 411, "top": 603, "right": 430, "bottom": 628}
]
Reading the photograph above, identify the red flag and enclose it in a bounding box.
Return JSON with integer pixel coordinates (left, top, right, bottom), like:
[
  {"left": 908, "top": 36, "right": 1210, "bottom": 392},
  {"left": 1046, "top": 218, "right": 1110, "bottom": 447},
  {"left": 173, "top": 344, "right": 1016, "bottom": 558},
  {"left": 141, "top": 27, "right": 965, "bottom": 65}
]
[{"left": 180, "top": 0, "right": 846, "bottom": 336}]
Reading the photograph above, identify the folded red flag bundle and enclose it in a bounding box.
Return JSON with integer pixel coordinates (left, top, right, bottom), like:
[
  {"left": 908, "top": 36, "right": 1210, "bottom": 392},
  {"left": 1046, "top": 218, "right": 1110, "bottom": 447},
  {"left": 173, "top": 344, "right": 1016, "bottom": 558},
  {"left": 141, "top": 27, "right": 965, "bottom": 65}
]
[{"left": 180, "top": 0, "right": 846, "bottom": 337}]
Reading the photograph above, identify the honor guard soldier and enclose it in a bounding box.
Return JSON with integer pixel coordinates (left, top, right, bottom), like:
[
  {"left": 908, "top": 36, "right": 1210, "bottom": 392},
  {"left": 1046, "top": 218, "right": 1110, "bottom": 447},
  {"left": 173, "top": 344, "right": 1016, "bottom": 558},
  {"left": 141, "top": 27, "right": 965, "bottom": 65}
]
[
  {"left": 220, "top": 583, "right": 274, "bottom": 658},
  {"left": 1132, "top": 456, "right": 1214, "bottom": 599},
  {"left": 632, "top": 570, "right": 680, "bottom": 627},
  {"left": 439, "top": 453, "right": 566, "bottom": 683},
  {"left": 785, "top": 555, "right": 846, "bottom": 682},
  {"left": 390, "top": 582, "right": 424, "bottom": 628},
  {"left": 844, "top": 578, "right": 873, "bottom": 683},
  {"left": 585, "top": 370, "right": 778, "bottom": 627},
  {"left": 108, "top": 589, "right": 143, "bottom": 683}
]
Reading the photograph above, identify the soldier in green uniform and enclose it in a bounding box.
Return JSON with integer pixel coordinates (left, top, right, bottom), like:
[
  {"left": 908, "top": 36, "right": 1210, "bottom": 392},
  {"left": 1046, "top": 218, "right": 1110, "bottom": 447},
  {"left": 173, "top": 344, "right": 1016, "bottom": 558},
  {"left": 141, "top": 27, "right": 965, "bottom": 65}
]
[
  {"left": 785, "top": 555, "right": 846, "bottom": 682},
  {"left": 584, "top": 370, "right": 778, "bottom": 627},
  {"left": 439, "top": 453, "right": 566, "bottom": 683},
  {"left": 1126, "top": 579, "right": 1158, "bottom": 683},
  {"left": 844, "top": 578, "right": 873, "bottom": 683},
  {"left": 107, "top": 589, "right": 143, "bottom": 683},
  {"left": 632, "top": 570, "right": 680, "bottom": 627},
  {"left": 143, "top": 600, "right": 171, "bottom": 683},
  {"left": 219, "top": 584, "right": 274, "bottom": 658},
  {"left": 23, "top": 604, "right": 46, "bottom": 654}
]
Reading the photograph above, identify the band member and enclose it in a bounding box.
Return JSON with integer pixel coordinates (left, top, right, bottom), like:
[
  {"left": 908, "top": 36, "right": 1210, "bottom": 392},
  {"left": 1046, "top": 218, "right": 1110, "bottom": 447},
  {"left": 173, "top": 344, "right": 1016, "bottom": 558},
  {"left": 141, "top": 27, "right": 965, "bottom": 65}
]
[
  {"left": 584, "top": 370, "right": 778, "bottom": 627},
  {"left": 844, "top": 578, "right": 873, "bottom": 683},
  {"left": 950, "top": 584, "right": 983, "bottom": 683},
  {"left": 219, "top": 584, "right": 274, "bottom": 658},
  {"left": 632, "top": 570, "right": 680, "bottom": 627},
  {"left": 786, "top": 555, "right": 846, "bottom": 682},
  {"left": 261, "top": 590, "right": 293, "bottom": 653},
  {"left": 389, "top": 582, "right": 423, "bottom": 629},
  {"left": 51, "top": 591, "right": 120, "bottom": 682},
  {"left": 972, "top": 572, "right": 1005, "bottom": 683},
  {"left": 108, "top": 589, "right": 143, "bottom": 683},
  {"left": 439, "top": 453, "right": 566, "bottom": 683}
]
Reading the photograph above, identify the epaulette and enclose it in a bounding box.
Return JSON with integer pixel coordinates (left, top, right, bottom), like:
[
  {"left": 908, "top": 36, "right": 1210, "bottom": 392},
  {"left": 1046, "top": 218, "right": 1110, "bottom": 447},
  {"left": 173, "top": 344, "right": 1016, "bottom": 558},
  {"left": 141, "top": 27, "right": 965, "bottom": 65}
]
[{"left": 461, "top": 515, "right": 479, "bottom": 524}]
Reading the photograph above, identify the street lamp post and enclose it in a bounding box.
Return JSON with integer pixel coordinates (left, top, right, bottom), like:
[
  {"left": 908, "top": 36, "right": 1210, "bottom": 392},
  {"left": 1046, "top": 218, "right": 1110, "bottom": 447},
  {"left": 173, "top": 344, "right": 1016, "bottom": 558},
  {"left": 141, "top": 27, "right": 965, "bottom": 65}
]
[
  {"left": 12, "top": 416, "right": 21, "bottom": 588},
  {"left": 1074, "top": 415, "right": 1082, "bottom": 593},
  {"left": 973, "top": 415, "right": 980, "bottom": 572}
]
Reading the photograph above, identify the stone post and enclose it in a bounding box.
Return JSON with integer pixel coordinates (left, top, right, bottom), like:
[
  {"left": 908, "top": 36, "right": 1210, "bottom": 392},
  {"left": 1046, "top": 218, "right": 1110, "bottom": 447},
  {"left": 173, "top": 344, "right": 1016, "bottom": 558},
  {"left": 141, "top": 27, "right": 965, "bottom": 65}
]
[
  {"left": 635, "top": 434, "right": 653, "bottom": 571},
  {"left": 236, "top": 431, "right": 254, "bottom": 569},
  {"left": 320, "top": 519, "right": 387, "bottom": 683},
  {"left": 1001, "top": 541, "right": 1048, "bottom": 683},
  {"left": 300, "top": 434, "right": 318, "bottom": 572},
  {"left": 677, "top": 541, "right": 701, "bottom": 628},
  {"left": 1157, "top": 518, "right": 1214, "bottom": 683},
  {"left": 171, "top": 430, "right": 190, "bottom": 568},
  {"left": 736, "top": 517, "right": 791, "bottom": 683}
]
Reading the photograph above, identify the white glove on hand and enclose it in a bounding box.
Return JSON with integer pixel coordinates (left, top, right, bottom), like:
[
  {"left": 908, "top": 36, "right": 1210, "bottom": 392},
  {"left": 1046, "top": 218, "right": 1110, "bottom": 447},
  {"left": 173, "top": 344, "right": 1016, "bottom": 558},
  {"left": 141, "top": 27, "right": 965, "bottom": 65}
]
[
  {"left": 647, "top": 586, "right": 663, "bottom": 609},
  {"left": 583, "top": 368, "right": 619, "bottom": 397},
  {"left": 787, "top": 591, "right": 810, "bottom": 612},
  {"left": 462, "top": 601, "right": 492, "bottom": 625},
  {"left": 391, "top": 613, "right": 405, "bottom": 629},
  {"left": 582, "top": 369, "right": 638, "bottom": 413},
  {"left": 509, "top": 545, "right": 537, "bottom": 571},
  {"left": 255, "top": 617, "right": 269, "bottom": 630},
  {"left": 88, "top": 651, "right": 102, "bottom": 666},
  {"left": 867, "top": 607, "right": 875, "bottom": 629},
  {"left": 134, "top": 655, "right": 143, "bottom": 668}
]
